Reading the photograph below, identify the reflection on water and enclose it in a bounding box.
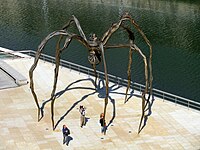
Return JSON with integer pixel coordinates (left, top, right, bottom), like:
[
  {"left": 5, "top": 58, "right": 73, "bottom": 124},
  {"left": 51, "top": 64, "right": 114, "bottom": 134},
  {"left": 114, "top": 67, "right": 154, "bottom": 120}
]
[
  {"left": 42, "top": 0, "right": 49, "bottom": 27},
  {"left": 0, "top": 0, "right": 200, "bottom": 102}
]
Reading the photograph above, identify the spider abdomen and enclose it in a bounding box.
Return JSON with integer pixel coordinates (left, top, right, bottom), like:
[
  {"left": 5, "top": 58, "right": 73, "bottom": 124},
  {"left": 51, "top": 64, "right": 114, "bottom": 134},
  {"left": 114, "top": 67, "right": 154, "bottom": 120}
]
[{"left": 88, "top": 50, "right": 101, "bottom": 65}]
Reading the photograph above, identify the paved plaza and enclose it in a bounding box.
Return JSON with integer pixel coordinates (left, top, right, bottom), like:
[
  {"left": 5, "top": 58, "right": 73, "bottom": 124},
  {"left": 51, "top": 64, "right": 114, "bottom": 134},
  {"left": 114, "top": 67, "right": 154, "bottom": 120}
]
[{"left": 0, "top": 57, "right": 200, "bottom": 150}]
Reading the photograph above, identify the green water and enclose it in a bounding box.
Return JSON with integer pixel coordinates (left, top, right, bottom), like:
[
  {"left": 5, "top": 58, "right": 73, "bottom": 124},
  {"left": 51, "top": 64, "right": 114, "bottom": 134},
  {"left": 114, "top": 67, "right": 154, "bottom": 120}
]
[{"left": 0, "top": 0, "right": 200, "bottom": 102}]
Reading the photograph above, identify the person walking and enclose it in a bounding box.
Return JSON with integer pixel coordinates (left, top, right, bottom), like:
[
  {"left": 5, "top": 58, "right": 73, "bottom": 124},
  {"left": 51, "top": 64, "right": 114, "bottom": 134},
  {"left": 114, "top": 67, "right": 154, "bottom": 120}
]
[
  {"left": 99, "top": 113, "right": 106, "bottom": 135},
  {"left": 79, "top": 105, "right": 86, "bottom": 128},
  {"left": 62, "top": 124, "right": 70, "bottom": 145}
]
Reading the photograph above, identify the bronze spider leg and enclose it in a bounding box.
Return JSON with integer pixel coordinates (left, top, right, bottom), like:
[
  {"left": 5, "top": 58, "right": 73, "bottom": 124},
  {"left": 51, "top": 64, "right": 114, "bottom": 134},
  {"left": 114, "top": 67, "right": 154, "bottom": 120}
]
[
  {"left": 49, "top": 16, "right": 102, "bottom": 129},
  {"left": 99, "top": 43, "right": 109, "bottom": 131},
  {"left": 104, "top": 42, "right": 133, "bottom": 104},
  {"left": 29, "top": 15, "right": 90, "bottom": 125},
  {"left": 128, "top": 16, "right": 153, "bottom": 101},
  {"left": 102, "top": 14, "right": 152, "bottom": 102},
  {"left": 62, "top": 15, "right": 87, "bottom": 41},
  {"left": 123, "top": 26, "right": 151, "bottom": 133},
  {"left": 29, "top": 30, "right": 72, "bottom": 121},
  {"left": 125, "top": 47, "right": 133, "bottom": 103},
  {"left": 30, "top": 13, "right": 152, "bottom": 134},
  {"left": 124, "top": 15, "right": 153, "bottom": 105},
  {"left": 49, "top": 16, "right": 89, "bottom": 129},
  {"left": 105, "top": 42, "right": 148, "bottom": 134},
  {"left": 120, "top": 25, "right": 135, "bottom": 103},
  {"left": 131, "top": 44, "right": 148, "bottom": 133},
  {"left": 60, "top": 15, "right": 98, "bottom": 86},
  {"left": 62, "top": 15, "right": 99, "bottom": 87},
  {"left": 92, "top": 63, "right": 98, "bottom": 88},
  {"left": 106, "top": 41, "right": 148, "bottom": 133},
  {"left": 101, "top": 14, "right": 152, "bottom": 133},
  {"left": 126, "top": 15, "right": 153, "bottom": 133},
  {"left": 51, "top": 34, "right": 90, "bottom": 129}
]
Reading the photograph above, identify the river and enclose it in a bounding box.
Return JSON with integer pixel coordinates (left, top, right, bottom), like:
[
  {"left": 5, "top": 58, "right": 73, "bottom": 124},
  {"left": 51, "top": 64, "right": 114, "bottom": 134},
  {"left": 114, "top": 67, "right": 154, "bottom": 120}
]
[{"left": 0, "top": 0, "right": 200, "bottom": 102}]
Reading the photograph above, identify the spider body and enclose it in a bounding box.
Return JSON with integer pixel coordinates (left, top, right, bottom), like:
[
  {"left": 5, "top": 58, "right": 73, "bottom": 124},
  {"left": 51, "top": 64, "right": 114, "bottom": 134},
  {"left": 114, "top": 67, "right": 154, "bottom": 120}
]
[
  {"left": 29, "top": 13, "right": 153, "bottom": 134},
  {"left": 87, "top": 36, "right": 102, "bottom": 65},
  {"left": 88, "top": 50, "right": 101, "bottom": 65}
]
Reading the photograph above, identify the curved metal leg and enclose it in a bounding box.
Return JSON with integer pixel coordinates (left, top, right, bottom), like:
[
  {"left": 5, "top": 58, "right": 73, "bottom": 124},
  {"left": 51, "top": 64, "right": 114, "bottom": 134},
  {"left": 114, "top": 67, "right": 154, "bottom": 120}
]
[
  {"left": 50, "top": 35, "right": 63, "bottom": 129},
  {"left": 100, "top": 43, "right": 109, "bottom": 134},
  {"left": 92, "top": 64, "right": 98, "bottom": 89},
  {"left": 138, "top": 94, "right": 146, "bottom": 134},
  {"left": 29, "top": 66, "right": 41, "bottom": 121},
  {"left": 62, "top": 15, "right": 87, "bottom": 41},
  {"left": 125, "top": 48, "right": 133, "bottom": 103},
  {"left": 29, "top": 30, "right": 70, "bottom": 121},
  {"left": 132, "top": 44, "right": 149, "bottom": 133},
  {"left": 50, "top": 35, "right": 74, "bottom": 129}
]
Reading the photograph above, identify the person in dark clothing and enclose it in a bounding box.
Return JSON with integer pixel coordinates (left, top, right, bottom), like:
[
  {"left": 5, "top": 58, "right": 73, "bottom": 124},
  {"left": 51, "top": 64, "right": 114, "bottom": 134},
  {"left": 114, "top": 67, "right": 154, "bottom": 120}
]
[
  {"left": 62, "top": 125, "right": 70, "bottom": 145},
  {"left": 99, "top": 113, "right": 106, "bottom": 135}
]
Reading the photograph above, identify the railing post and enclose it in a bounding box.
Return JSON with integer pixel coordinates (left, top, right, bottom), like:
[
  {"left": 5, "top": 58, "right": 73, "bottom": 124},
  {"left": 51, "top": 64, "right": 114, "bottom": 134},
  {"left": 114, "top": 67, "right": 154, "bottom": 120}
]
[
  {"left": 60, "top": 61, "right": 62, "bottom": 68},
  {"left": 118, "top": 78, "right": 120, "bottom": 86},
  {"left": 175, "top": 97, "right": 177, "bottom": 106},
  {"left": 88, "top": 70, "right": 90, "bottom": 77},
  {"left": 163, "top": 94, "right": 165, "bottom": 102}
]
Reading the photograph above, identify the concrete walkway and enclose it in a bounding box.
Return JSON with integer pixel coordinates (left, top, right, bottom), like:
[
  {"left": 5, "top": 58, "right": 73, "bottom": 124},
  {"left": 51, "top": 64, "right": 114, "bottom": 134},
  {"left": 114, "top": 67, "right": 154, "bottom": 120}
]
[{"left": 0, "top": 57, "right": 200, "bottom": 150}]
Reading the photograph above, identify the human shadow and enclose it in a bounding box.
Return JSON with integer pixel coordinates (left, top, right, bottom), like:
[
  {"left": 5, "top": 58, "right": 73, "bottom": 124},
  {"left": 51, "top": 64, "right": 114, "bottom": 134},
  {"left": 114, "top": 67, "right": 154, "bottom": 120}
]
[
  {"left": 138, "top": 95, "right": 155, "bottom": 133},
  {"left": 85, "top": 117, "right": 90, "bottom": 126}
]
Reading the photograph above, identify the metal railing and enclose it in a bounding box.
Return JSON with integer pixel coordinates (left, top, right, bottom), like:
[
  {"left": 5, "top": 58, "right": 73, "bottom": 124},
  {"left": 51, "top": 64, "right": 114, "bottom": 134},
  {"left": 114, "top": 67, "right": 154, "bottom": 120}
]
[
  {"left": 0, "top": 51, "right": 21, "bottom": 59},
  {"left": 6, "top": 50, "right": 200, "bottom": 111}
]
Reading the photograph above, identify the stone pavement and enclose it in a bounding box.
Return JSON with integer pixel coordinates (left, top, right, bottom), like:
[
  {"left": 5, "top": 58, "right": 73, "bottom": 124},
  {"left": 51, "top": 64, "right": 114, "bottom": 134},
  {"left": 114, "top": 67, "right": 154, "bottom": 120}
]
[{"left": 0, "top": 57, "right": 200, "bottom": 150}]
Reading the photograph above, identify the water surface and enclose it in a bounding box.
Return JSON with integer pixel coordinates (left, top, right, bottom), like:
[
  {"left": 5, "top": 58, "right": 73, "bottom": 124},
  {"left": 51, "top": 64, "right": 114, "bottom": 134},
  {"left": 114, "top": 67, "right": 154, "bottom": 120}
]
[{"left": 0, "top": 0, "right": 200, "bottom": 102}]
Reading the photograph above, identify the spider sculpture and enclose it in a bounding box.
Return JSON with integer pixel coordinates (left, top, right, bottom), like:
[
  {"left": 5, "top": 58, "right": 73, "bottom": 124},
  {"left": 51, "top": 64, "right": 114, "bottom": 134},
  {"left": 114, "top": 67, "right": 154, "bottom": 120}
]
[{"left": 29, "top": 13, "right": 153, "bottom": 134}]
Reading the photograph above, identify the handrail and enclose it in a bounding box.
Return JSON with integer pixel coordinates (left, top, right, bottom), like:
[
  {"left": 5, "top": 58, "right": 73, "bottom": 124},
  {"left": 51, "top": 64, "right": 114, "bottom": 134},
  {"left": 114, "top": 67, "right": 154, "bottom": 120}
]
[{"left": 5, "top": 50, "right": 200, "bottom": 111}]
